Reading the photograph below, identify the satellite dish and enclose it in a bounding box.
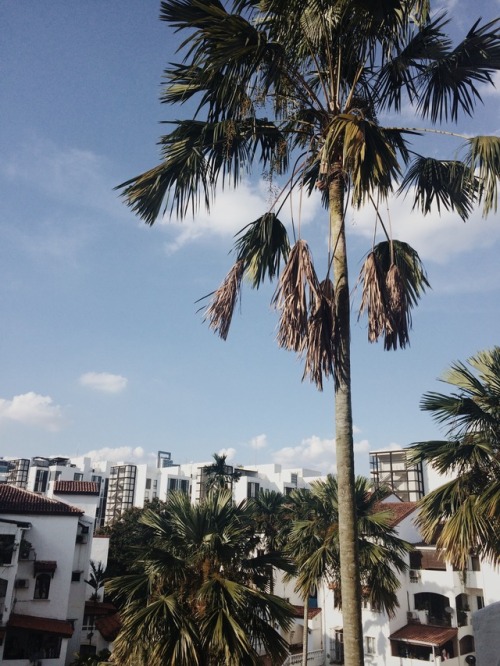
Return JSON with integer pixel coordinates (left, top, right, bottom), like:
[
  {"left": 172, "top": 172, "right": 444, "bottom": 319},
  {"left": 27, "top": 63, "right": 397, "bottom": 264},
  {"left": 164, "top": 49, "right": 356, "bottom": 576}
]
[{"left": 444, "top": 606, "right": 454, "bottom": 614}]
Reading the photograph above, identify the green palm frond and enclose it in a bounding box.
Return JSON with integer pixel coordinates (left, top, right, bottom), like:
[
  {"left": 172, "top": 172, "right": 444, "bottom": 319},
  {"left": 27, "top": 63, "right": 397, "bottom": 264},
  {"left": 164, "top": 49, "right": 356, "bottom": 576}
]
[
  {"left": 400, "top": 156, "right": 478, "bottom": 220},
  {"left": 327, "top": 113, "right": 402, "bottom": 205},
  {"left": 416, "top": 18, "right": 500, "bottom": 123},
  {"left": 376, "top": 16, "right": 450, "bottom": 112},
  {"left": 234, "top": 212, "right": 290, "bottom": 287}
]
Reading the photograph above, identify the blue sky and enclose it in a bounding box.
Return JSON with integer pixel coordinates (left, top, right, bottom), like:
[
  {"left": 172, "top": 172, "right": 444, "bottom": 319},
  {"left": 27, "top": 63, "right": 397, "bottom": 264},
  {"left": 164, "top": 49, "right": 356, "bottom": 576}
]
[{"left": 1, "top": 0, "right": 500, "bottom": 477}]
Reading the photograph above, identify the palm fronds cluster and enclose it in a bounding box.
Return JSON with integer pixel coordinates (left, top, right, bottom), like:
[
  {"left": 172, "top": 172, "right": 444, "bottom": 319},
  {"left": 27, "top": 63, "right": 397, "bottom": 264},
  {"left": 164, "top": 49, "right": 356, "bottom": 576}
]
[
  {"left": 410, "top": 347, "right": 500, "bottom": 569},
  {"left": 107, "top": 489, "right": 294, "bottom": 666}
]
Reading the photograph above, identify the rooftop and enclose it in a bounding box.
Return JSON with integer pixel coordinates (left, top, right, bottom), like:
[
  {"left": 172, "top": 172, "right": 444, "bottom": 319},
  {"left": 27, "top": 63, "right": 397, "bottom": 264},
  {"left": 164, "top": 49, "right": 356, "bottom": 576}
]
[
  {"left": 53, "top": 480, "right": 100, "bottom": 495},
  {"left": 0, "top": 485, "right": 83, "bottom": 516}
]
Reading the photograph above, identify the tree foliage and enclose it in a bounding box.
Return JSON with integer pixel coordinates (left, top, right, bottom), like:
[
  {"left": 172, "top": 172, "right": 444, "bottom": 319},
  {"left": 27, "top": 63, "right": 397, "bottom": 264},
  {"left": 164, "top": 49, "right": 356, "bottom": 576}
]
[
  {"left": 410, "top": 347, "right": 500, "bottom": 569},
  {"left": 107, "top": 489, "right": 294, "bottom": 666}
]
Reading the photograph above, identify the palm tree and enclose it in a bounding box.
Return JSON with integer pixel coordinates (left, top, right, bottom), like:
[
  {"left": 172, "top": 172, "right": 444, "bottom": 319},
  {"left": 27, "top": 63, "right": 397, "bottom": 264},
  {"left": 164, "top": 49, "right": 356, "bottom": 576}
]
[
  {"left": 84, "top": 560, "right": 107, "bottom": 602},
  {"left": 249, "top": 489, "right": 288, "bottom": 593},
  {"left": 202, "top": 452, "right": 242, "bottom": 495},
  {"left": 117, "top": 2, "right": 500, "bottom": 662},
  {"left": 410, "top": 347, "right": 500, "bottom": 570},
  {"left": 283, "top": 477, "right": 410, "bottom": 665},
  {"left": 107, "top": 489, "right": 294, "bottom": 665}
]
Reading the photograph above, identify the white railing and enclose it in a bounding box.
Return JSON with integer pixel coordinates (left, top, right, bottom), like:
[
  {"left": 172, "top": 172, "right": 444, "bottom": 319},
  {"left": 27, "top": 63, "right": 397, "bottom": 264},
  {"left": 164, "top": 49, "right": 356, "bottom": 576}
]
[{"left": 282, "top": 649, "right": 325, "bottom": 666}]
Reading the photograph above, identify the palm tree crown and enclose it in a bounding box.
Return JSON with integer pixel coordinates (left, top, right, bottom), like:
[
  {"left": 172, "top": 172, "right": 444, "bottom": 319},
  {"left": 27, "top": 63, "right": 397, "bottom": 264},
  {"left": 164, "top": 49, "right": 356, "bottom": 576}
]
[
  {"left": 107, "top": 489, "right": 294, "bottom": 665},
  {"left": 410, "top": 347, "right": 500, "bottom": 569},
  {"left": 117, "top": 2, "right": 500, "bottom": 663}
]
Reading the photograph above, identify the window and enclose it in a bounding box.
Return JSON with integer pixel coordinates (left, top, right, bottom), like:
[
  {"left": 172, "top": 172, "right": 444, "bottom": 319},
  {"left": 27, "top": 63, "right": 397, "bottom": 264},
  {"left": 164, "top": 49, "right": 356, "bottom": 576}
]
[
  {"left": 74, "top": 472, "right": 83, "bottom": 481},
  {"left": 329, "top": 629, "right": 344, "bottom": 663},
  {"left": 145, "top": 478, "right": 152, "bottom": 490},
  {"left": 3, "top": 630, "right": 61, "bottom": 659},
  {"left": 470, "top": 554, "right": 481, "bottom": 571},
  {"left": 477, "top": 595, "right": 485, "bottom": 610},
  {"left": 247, "top": 482, "right": 260, "bottom": 498},
  {"left": 34, "top": 573, "right": 51, "bottom": 599},
  {"left": 82, "top": 614, "right": 95, "bottom": 632},
  {"left": 365, "top": 636, "right": 376, "bottom": 655},
  {"left": 0, "top": 534, "right": 15, "bottom": 565},
  {"left": 80, "top": 644, "right": 97, "bottom": 656},
  {"left": 34, "top": 469, "right": 48, "bottom": 492},
  {"left": 72, "top": 571, "right": 82, "bottom": 582}
]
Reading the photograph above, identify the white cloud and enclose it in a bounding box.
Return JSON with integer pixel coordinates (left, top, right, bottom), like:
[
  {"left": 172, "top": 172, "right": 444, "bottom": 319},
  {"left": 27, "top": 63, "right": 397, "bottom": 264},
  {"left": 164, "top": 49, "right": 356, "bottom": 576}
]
[
  {"left": 348, "top": 193, "right": 500, "bottom": 265},
  {"left": 162, "top": 179, "right": 322, "bottom": 252},
  {"left": 77, "top": 446, "right": 151, "bottom": 463},
  {"left": 218, "top": 447, "right": 237, "bottom": 461},
  {"left": 2, "top": 137, "right": 119, "bottom": 216},
  {"left": 272, "top": 434, "right": 371, "bottom": 475},
  {"left": 79, "top": 372, "right": 128, "bottom": 394},
  {"left": 0, "top": 392, "right": 64, "bottom": 431},
  {"left": 249, "top": 434, "right": 267, "bottom": 450}
]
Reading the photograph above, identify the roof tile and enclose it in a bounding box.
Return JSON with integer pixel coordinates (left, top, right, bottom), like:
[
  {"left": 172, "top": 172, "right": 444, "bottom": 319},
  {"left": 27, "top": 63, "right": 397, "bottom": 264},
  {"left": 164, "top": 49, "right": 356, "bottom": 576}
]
[
  {"left": 0, "top": 485, "right": 82, "bottom": 516},
  {"left": 53, "top": 480, "right": 100, "bottom": 495}
]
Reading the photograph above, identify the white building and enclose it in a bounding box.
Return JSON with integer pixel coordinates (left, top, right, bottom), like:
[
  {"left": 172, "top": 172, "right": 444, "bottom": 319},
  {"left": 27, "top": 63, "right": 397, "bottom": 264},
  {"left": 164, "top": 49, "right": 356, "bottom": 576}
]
[{"left": 1, "top": 447, "right": 497, "bottom": 665}]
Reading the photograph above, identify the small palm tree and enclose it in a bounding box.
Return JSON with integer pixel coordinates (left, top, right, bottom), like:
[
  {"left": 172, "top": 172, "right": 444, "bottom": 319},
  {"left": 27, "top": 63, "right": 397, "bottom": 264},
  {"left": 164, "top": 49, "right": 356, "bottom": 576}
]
[
  {"left": 410, "top": 347, "right": 500, "bottom": 569},
  {"left": 117, "top": 2, "right": 500, "bottom": 662},
  {"left": 84, "top": 560, "right": 107, "bottom": 602},
  {"left": 203, "top": 452, "right": 242, "bottom": 495},
  {"left": 107, "top": 489, "right": 294, "bottom": 665},
  {"left": 284, "top": 476, "right": 411, "bottom": 666},
  {"left": 249, "top": 489, "right": 289, "bottom": 593}
]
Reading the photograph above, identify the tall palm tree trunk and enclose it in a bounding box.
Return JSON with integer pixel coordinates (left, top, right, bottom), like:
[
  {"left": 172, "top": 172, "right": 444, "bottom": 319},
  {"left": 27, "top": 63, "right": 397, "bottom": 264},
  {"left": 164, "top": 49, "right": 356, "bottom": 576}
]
[
  {"left": 302, "top": 597, "right": 309, "bottom": 666},
  {"left": 329, "top": 173, "right": 364, "bottom": 666}
]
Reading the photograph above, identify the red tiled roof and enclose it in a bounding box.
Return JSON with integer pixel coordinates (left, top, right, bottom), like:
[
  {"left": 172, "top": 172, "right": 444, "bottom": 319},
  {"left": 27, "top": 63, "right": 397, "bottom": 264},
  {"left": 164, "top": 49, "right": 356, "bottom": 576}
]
[
  {"left": 0, "top": 485, "right": 83, "bottom": 516},
  {"left": 84, "top": 601, "right": 117, "bottom": 617},
  {"left": 376, "top": 501, "right": 417, "bottom": 526},
  {"left": 291, "top": 605, "right": 322, "bottom": 619},
  {"left": 390, "top": 623, "right": 457, "bottom": 647},
  {"left": 53, "top": 481, "right": 100, "bottom": 495},
  {"left": 7, "top": 613, "right": 74, "bottom": 638},
  {"left": 95, "top": 613, "right": 121, "bottom": 642}
]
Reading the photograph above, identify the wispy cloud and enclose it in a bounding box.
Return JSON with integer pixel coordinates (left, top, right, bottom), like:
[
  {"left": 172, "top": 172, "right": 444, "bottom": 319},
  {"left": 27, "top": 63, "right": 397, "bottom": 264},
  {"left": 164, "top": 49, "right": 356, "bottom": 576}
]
[
  {"left": 348, "top": 192, "right": 500, "bottom": 265},
  {"left": 79, "top": 372, "right": 128, "bottom": 393},
  {"left": 2, "top": 137, "right": 119, "bottom": 216},
  {"left": 0, "top": 392, "right": 64, "bottom": 431},
  {"left": 77, "top": 446, "right": 150, "bottom": 463},
  {"left": 272, "top": 434, "right": 370, "bottom": 475},
  {"left": 162, "top": 179, "right": 321, "bottom": 252},
  {"left": 249, "top": 434, "right": 267, "bottom": 450}
]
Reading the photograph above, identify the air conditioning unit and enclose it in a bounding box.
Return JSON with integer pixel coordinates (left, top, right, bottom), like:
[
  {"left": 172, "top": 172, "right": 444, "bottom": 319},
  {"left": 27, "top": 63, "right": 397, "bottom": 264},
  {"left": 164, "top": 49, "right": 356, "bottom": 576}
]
[
  {"left": 409, "top": 569, "right": 421, "bottom": 582},
  {"left": 76, "top": 534, "right": 88, "bottom": 544},
  {"left": 15, "top": 578, "right": 29, "bottom": 589}
]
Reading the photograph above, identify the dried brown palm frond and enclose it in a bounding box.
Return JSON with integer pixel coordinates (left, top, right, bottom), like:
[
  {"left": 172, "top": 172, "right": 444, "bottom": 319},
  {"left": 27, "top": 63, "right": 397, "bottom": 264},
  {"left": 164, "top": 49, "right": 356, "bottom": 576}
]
[
  {"left": 357, "top": 252, "right": 388, "bottom": 343},
  {"left": 273, "top": 240, "right": 320, "bottom": 352},
  {"left": 302, "top": 279, "right": 337, "bottom": 391},
  {"left": 358, "top": 240, "right": 429, "bottom": 350},
  {"left": 203, "top": 260, "right": 245, "bottom": 340},
  {"left": 384, "top": 263, "right": 409, "bottom": 350}
]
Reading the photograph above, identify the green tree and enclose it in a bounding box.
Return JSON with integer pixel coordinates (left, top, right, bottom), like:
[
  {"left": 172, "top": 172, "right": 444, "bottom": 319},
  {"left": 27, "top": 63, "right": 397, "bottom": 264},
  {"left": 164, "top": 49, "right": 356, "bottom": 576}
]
[
  {"left": 107, "top": 489, "right": 294, "bottom": 665},
  {"left": 117, "top": 2, "right": 500, "bottom": 662},
  {"left": 410, "top": 347, "right": 500, "bottom": 569},
  {"left": 98, "top": 497, "right": 168, "bottom": 580},
  {"left": 284, "top": 476, "right": 411, "bottom": 665},
  {"left": 203, "top": 452, "right": 242, "bottom": 494},
  {"left": 249, "top": 489, "right": 288, "bottom": 593},
  {"left": 84, "top": 560, "right": 107, "bottom": 602}
]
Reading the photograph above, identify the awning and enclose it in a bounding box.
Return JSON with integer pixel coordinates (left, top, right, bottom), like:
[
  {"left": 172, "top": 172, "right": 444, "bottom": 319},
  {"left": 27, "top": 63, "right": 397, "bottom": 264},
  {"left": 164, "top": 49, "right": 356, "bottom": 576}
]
[
  {"left": 7, "top": 613, "right": 74, "bottom": 638},
  {"left": 292, "top": 605, "right": 322, "bottom": 621},
  {"left": 34, "top": 560, "right": 57, "bottom": 575},
  {"left": 390, "top": 623, "right": 457, "bottom": 647},
  {"left": 95, "top": 613, "right": 121, "bottom": 642}
]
